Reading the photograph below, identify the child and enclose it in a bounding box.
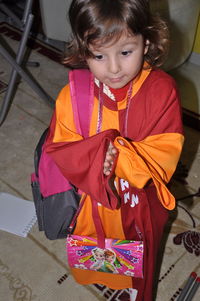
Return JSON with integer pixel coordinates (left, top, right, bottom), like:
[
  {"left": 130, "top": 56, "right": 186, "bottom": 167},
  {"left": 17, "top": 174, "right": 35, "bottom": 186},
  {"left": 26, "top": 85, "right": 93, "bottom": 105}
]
[
  {"left": 91, "top": 248, "right": 105, "bottom": 271},
  {"left": 45, "top": 0, "right": 184, "bottom": 300},
  {"left": 103, "top": 249, "right": 118, "bottom": 274}
]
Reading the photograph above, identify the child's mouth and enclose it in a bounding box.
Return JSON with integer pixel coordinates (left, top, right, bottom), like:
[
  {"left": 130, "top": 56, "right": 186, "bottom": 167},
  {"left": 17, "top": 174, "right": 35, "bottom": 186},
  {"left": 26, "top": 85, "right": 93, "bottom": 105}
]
[{"left": 109, "top": 76, "right": 123, "bottom": 83}]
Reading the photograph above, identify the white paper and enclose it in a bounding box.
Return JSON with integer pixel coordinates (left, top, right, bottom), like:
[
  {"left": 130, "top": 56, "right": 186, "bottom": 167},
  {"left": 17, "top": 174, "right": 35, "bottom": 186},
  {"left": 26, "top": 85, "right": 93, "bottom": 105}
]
[{"left": 0, "top": 192, "right": 37, "bottom": 237}]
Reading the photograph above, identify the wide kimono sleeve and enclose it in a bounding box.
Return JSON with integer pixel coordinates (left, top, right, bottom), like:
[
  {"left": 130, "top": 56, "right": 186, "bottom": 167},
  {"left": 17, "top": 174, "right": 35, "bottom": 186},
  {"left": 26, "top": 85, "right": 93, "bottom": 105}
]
[
  {"left": 114, "top": 71, "right": 184, "bottom": 210},
  {"left": 45, "top": 84, "right": 120, "bottom": 209}
]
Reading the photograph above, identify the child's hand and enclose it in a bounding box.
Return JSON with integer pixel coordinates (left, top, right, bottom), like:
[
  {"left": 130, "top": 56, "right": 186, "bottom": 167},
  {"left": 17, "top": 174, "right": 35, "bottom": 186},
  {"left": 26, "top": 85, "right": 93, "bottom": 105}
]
[{"left": 103, "top": 142, "right": 118, "bottom": 176}]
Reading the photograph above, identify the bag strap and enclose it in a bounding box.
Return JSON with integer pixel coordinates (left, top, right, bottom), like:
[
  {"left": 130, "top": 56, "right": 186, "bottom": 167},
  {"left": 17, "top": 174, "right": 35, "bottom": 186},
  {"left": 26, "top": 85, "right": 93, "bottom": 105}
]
[
  {"left": 34, "top": 128, "right": 49, "bottom": 177},
  {"left": 68, "top": 194, "right": 87, "bottom": 233},
  {"left": 69, "top": 69, "right": 94, "bottom": 138},
  {"left": 69, "top": 69, "right": 105, "bottom": 247},
  {"left": 91, "top": 199, "right": 106, "bottom": 249},
  {"left": 68, "top": 194, "right": 106, "bottom": 249}
]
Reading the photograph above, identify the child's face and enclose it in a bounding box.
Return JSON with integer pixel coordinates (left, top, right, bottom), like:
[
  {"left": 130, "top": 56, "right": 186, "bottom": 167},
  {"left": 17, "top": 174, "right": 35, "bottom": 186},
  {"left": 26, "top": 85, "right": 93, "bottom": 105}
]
[
  {"left": 86, "top": 33, "right": 148, "bottom": 89},
  {"left": 105, "top": 254, "right": 115, "bottom": 263},
  {"left": 95, "top": 250, "right": 105, "bottom": 261}
]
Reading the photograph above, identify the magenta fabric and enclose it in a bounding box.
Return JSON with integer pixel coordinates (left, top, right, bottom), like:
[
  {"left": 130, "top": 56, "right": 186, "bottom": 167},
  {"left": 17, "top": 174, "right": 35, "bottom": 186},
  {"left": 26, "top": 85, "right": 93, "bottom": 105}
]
[
  {"left": 70, "top": 69, "right": 94, "bottom": 138},
  {"left": 38, "top": 69, "right": 94, "bottom": 198},
  {"left": 39, "top": 148, "right": 72, "bottom": 197}
]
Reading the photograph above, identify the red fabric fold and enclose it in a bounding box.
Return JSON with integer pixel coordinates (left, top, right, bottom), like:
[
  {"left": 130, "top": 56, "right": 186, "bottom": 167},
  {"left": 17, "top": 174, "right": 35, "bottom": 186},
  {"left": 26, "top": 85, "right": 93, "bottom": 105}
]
[{"left": 45, "top": 128, "right": 120, "bottom": 210}]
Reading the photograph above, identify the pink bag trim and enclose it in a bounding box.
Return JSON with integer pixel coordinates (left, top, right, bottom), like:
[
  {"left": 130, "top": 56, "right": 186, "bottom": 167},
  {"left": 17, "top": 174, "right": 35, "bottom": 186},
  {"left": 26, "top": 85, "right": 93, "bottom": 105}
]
[{"left": 69, "top": 69, "right": 94, "bottom": 138}]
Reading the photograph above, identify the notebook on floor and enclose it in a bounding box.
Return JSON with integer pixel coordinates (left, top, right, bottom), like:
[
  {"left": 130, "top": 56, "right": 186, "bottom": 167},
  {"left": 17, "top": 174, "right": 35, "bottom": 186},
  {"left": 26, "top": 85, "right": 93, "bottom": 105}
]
[{"left": 0, "top": 192, "right": 37, "bottom": 237}]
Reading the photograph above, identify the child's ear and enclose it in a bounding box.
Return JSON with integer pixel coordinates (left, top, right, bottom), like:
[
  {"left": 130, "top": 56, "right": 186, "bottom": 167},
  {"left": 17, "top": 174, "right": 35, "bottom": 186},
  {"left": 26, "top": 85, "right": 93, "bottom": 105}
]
[{"left": 144, "top": 40, "right": 150, "bottom": 55}]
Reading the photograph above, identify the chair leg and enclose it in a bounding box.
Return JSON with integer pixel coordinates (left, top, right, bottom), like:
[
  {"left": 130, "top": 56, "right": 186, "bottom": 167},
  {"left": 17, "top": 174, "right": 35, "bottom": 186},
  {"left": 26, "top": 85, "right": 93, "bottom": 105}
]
[
  {"left": 0, "top": 1, "right": 54, "bottom": 126},
  {"left": 0, "top": 42, "right": 55, "bottom": 125},
  {"left": 21, "top": 0, "right": 33, "bottom": 26}
]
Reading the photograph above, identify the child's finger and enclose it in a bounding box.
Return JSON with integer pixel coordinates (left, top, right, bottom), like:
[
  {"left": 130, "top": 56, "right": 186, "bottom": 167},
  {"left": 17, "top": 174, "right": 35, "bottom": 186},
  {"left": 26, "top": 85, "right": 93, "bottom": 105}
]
[
  {"left": 106, "top": 153, "right": 112, "bottom": 161},
  {"left": 104, "top": 161, "right": 110, "bottom": 168},
  {"left": 108, "top": 142, "right": 117, "bottom": 155},
  {"left": 111, "top": 147, "right": 117, "bottom": 155},
  {"left": 118, "top": 139, "right": 125, "bottom": 146},
  {"left": 104, "top": 170, "right": 111, "bottom": 176}
]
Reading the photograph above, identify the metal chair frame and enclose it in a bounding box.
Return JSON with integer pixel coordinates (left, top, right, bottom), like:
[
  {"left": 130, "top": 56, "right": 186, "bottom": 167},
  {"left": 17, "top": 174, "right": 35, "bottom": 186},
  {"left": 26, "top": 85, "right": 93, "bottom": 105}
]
[{"left": 0, "top": 0, "right": 54, "bottom": 126}]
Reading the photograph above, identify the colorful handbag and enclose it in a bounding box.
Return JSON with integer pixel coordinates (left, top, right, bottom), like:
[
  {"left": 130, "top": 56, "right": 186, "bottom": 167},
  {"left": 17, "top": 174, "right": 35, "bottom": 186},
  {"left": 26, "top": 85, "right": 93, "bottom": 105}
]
[
  {"left": 66, "top": 196, "right": 144, "bottom": 278},
  {"left": 66, "top": 235, "right": 143, "bottom": 277}
]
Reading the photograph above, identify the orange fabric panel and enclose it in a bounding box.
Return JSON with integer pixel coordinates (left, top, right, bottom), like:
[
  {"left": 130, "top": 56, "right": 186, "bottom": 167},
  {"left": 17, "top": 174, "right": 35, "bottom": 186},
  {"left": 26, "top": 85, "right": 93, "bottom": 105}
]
[
  {"left": 71, "top": 268, "right": 132, "bottom": 290},
  {"left": 74, "top": 197, "right": 125, "bottom": 239},
  {"left": 101, "top": 106, "right": 119, "bottom": 132},
  {"left": 114, "top": 133, "right": 184, "bottom": 209},
  {"left": 89, "top": 96, "right": 99, "bottom": 136},
  {"left": 89, "top": 96, "right": 120, "bottom": 135},
  {"left": 54, "top": 85, "right": 83, "bottom": 142}
]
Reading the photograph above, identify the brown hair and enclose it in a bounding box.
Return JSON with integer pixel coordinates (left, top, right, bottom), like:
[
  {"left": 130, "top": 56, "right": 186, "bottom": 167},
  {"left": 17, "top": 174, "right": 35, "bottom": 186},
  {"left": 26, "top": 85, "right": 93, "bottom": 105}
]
[
  {"left": 104, "top": 249, "right": 115, "bottom": 258},
  {"left": 64, "top": 0, "right": 169, "bottom": 69}
]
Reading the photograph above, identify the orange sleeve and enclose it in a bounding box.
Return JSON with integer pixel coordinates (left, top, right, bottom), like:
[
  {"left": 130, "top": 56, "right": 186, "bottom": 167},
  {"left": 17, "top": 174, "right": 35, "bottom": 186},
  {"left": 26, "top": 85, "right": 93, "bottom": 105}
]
[
  {"left": 53, "top": 84, "right": 83, "bottom": 143},
  {"left": 114, "top": 133, "right": 184, "bottom": 210}
]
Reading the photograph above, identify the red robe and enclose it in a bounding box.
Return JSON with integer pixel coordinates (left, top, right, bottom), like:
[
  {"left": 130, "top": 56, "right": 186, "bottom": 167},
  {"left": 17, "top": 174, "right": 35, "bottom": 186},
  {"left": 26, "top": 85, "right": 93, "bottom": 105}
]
[{"left": 45, "top": 67, "right": 184, "bottom": 300}]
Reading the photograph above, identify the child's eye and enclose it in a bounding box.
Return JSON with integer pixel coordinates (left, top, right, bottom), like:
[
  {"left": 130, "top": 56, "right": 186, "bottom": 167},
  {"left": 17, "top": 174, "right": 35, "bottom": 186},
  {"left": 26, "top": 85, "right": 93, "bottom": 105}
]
[
  {"left": 94, "top": 54, "right": 104, "bottom": 60},
  {"left": 121, "top": 50, "right": 132, "bottom": 56}
]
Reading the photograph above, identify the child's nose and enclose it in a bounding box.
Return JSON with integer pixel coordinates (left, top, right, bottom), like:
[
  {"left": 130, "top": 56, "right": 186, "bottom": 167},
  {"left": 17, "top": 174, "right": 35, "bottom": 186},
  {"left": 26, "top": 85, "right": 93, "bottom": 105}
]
[{"left": 108, "top": 57, "right": 121, "bottom": 74}]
